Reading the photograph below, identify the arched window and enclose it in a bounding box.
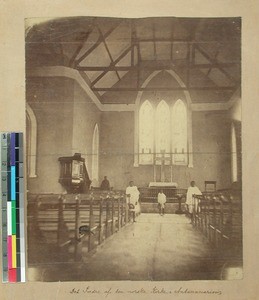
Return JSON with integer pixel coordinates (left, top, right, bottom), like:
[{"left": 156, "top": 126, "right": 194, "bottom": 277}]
[
  {"left": 139, "top": 100, "right": 154, "bottom": 164},
  {"left": 231, "top": 123, "right": 238, "bottom": 182},
  {"left": 137, "top": 97, "right": 191, "bottom": 167},
  {"left": 155, "top": 100, "right": 170, "bottom": 165},
  {"left": 172, "top": 99, "right": 188, "bottom": 165},
  {"left": 91, "top": 124, "right": 99, "bottom": 186},
  {"left": 26, "top": 103, "right": 37, "bottom": 177}
]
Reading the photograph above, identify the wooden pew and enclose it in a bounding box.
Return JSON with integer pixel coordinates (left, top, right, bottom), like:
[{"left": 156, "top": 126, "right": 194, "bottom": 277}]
[
  {"left": 192, "top": 190, "right": 242, "bottom": 256},
  {"left": 27, "top": 191, "right": 129, "bottom": 263}
]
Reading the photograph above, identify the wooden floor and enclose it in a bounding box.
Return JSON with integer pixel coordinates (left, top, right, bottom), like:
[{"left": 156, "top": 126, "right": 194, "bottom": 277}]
[{"left": 27, "top": 213, "right": 241, "bottom": 281}]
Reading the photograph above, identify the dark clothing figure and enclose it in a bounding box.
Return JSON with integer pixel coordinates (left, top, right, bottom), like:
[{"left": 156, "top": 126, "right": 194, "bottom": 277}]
[{"left": 100, "top": 176, "right": 110, "bottom": 190}]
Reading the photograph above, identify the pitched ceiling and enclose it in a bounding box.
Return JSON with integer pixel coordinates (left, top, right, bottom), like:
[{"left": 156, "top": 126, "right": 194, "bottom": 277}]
[{"left": 26, "top": 16, "right": 241, "bottom": 104}]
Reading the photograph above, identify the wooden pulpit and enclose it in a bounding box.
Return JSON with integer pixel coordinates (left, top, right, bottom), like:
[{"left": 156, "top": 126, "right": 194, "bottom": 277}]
[{"left": 58, "top": 153, "right": 91, "bottom": 193}]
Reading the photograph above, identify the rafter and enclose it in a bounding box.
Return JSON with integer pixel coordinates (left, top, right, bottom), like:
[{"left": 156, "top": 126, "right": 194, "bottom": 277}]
[
  {"left": 75, "top": 23, "right": 120, "bottom": 66},
  {"left": 137, "top": 43, "right": 141, "bottom": 88},
  {"left": 186, "top": 42, "right": 191, "bottom": 88},
  {"left": 131, "top": 20, "right": 135, "bottom": 66},
  {"left": 97, "top": 27, "right": 120, "bottom": 81},
  {"left": 138, "top": 38, "right": 192, "bottom": 43},
  {"left": 69, "top": 27, "right": 94, "bottom": 67},
  {"left": 89, "top": 45, "right": 133, "bottom": 87},
  {"left": 76, "top": 62, "right": 238, "bottom": 72},
  {"left": 91, "top": 86, "right": 237, "bottom": 92},
  {"left": 207, "top": 47, "right": 220, "bottom": 76},
  {"left": 195, "top": 44, "right": 239, "bottom": 85}
]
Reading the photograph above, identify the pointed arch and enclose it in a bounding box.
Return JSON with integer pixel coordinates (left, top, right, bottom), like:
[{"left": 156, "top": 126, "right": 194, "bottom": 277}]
[
  {"left": 91, "top": 124, "right": 99, "bottom": 185},
  {"left": 172, "top": 99, "right": 188, "bottom": 165},
  {"left": 26, "top": 103, "right": 37, "bottom": 177},
  {"left": 139, "top": 100, "right": 154, "bottom": 164},
  {"left": 134, "top": 70, "right": 193, "bottom": 167}
]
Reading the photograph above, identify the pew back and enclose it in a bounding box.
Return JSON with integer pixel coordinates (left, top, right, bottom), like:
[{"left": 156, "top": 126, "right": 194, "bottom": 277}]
[{"left": 27, "top": 191, "right": 130, "bottom": 263}]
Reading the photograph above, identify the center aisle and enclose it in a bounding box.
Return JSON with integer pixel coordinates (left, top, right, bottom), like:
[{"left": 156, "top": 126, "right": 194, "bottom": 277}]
[{"left": 28, "top": 214, "right": 223, "bottom": 281}]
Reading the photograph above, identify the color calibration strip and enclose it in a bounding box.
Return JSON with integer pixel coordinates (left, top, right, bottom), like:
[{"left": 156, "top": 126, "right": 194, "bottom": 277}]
[{"left": 0, "top": 133, "right": 25, "bottom": 282}]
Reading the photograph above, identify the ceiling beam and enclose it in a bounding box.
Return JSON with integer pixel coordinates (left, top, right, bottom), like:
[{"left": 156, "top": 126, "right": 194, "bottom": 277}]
[
  {"left": 131, "top": 20, "right": 135, "bottom": 66},
  {"left": 97, "top": 27, "right": 120, "bottom": 81},
  {"left": 68, "top": 28, "right": 93, "bottom": 67},
  {"left": 195, "top": 44, "right": 239, "bottom": 84},
  {"left": 186, "top": 42, "right": 191, "bottom": 88},
  {"left": 92, "top": 86, "right": 237, "bottom": 92},
  {"left": 75, "top": 23, "right": 120, "bottom": 66},
  {"left": 77, "top": 62, "right": 239, "bottom": 72},
  {"left": 139, "top": 38, "right": 193, "bottom": 43},
  {"left": 90, "top": 45, "right": 133, "bottom": 87},
  {"left": 137, "top": 43, "right": 141, "bottom": 88},
  {"left": 137, "top": 38, "right": 239, "bottom": 44},
  {"left": 206, "top": 47, "right": 220, "bottom": 76}
]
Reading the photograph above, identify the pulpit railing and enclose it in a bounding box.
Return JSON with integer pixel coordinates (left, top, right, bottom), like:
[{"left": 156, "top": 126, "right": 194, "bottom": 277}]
[{"left": 139, "top": 187, "right": 187, "bottom": 202}]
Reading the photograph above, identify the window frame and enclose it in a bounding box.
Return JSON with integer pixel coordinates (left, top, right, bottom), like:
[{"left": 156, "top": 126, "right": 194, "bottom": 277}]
[
  {"left": 134, "top": 70, "right": 193, "bottom": 168},
  {"left": 136, "top": 98, "right": 193, "bottom": 167}
]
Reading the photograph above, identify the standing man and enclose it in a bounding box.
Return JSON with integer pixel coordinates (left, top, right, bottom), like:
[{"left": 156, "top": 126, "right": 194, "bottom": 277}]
[
  {"left": 100, "top": 176, "right": 110, "bottom": 190},
  {"left": 186, "top": 181, "right": 202, "bottom": 222},
  {"left": 157, "top": 189, "right": 166, "bottom": 216},
  {"left": 126, "top": 181, "right": 140, "bottom": 222}
]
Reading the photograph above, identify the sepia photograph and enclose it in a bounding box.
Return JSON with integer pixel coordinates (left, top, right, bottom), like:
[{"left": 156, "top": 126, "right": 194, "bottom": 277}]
[{"left": 25, "top": 16, "right": 242, "bottom": 282}]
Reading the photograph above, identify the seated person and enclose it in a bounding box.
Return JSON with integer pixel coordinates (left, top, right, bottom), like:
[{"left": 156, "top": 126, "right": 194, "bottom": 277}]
[
  {"left": 157, "top": 189, "right": 166, "bottom": 216},
  {"left": 186, "top": 181, "right": 202, "bottom": 221},
  {"left": 126, "top": 181, "right": 140, "bottom": 222},
  {"left": 100, "top": 176, "right": 110, "bottom": 190}
]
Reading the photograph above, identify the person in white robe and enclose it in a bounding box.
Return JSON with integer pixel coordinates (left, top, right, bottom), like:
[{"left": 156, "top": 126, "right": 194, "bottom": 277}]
[
  {"left": 126, "top": 181, "right": 140, "bottom": 222},
  {"left": 186, "top": 181, "right": 202, "bottom": 220},
  {"left": 157, "top": 190, "right": 166, "bottom": 216}
]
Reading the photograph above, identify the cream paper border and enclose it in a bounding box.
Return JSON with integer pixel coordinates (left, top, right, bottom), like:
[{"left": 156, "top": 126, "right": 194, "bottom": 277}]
[{"left": 0, "top": 0, "right": 258, "bottom": 299}]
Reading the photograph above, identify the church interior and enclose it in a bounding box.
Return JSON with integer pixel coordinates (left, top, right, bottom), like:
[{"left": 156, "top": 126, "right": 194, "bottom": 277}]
[{"left": 25, "top": 16, "right": 242, "bottom": 281}]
